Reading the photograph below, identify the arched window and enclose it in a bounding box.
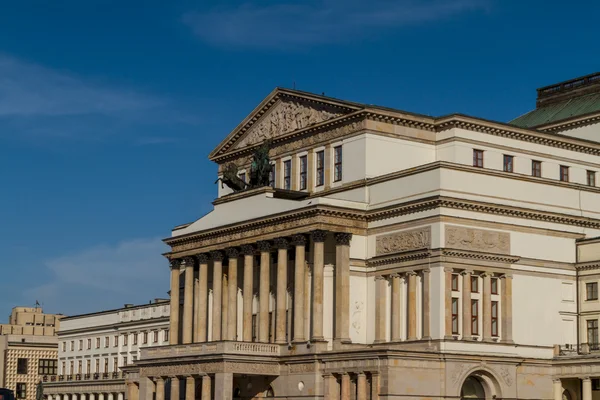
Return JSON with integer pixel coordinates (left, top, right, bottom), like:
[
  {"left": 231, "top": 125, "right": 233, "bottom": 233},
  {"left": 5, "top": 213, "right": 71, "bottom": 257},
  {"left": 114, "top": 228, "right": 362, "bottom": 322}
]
[{"left": 461, "top": 376, "right": 486, "bottom": 399}]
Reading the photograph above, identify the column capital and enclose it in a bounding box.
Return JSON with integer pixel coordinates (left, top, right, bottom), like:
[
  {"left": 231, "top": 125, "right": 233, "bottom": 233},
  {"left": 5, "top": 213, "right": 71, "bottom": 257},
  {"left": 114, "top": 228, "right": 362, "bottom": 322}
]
[
  {"left": 356, "top": 372, "right": 366, "bottom": 377},
  {"left": 291, "top": 234, "right": 307, "bottom": 246},
  {"left": 169, "top": 259, "right": 182, "bottom": 270},
  {"left": 210, "top": 250, "right": 224, "bottom": 262},
  {"left": 460, "top": 269, "right": 474, "bottom": 276},
  {"left": 311, "top": 229, "right": 328, "bottom": 243},
  {"left": 273, "top": 237, "right": 289, "bottom": 249},
  {"left": 444, "top": 267, "right": 454, "bottom": 273},
  {"left": 181, "top": 256, "right": 196, "bottom": 267},
  {"left": 500, "top": 273, "right": 513, "bottom": 279},
  {"left": 374, "top": 275, "right": 388, "bottom": 281},
  {"left": 390, "top": 273, "right": 402, "bottom": 279},
  {"left": 334, "top": 232, "right": 352, "bottom": 246},
  {"left": 197, "top": 253, "right": 210, "bottom": 264},
  {"left": 225, "top": 247, "right": 239, "bottom": 258},
  {"left": 582, "top": 377, "right": 592, "bottom": 382},
  {"left": 240, "top": 244, "right": 255, "bottom": 256},
  {"left": 256, "top": 240, "right": 272, "bottom": 252},
  {"left": 406, "top": 270, "right": 418, "bottom": 277},
  {"left": 421, "top": 268, "right": 431, "bottom": 274},
  {"left": 480, "top": 271, "right": 492, "bottom": 278}
]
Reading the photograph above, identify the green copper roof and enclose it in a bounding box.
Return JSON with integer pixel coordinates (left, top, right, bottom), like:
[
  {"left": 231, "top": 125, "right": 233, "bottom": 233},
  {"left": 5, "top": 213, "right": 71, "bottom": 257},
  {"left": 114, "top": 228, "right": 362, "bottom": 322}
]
[{"left": 510, "top": 92, "right": 600, "bottom": 128}]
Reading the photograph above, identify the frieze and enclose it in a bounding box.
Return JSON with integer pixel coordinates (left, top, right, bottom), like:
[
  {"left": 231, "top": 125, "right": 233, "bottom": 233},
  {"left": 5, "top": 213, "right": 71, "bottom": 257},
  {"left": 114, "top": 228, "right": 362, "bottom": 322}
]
[
  {"left": 376, "top": 226, "right": 431, "bottom": 256},
  {"left": 445, "top": 225, "right": 510, "bottom": 254},
  {"left": 289, "top": 363, "right": 318, "bottom": 374}
]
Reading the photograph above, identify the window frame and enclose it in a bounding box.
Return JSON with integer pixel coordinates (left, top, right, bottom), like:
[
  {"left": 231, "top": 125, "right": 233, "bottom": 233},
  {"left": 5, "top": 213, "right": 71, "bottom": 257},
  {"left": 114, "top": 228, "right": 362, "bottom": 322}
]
[
  {"left": 153, "top": 330, "right": 159, "bottom": 343},
  {"left": 133, "top": 333, "right": 138, "bottom": 345},
  {"left": 560, "top": 165, "right": 569, "bottom": 182},
  {"left": 587, "top": 282, "right": 599, "bottom": 301},
  {"left": 491, "top": 277, "right": 498, "bottom": 295},
  {"left": 451, "top": 297, "right": 459, "bottom": 334},
  {"left": 95, "top": 337, "right": 100, "bottom": 349},
  {"left": 114, "top": 335, "right": 119, "bottom": 347},
  {"left": 588, "top": 319, "right": 599, "bottom": 345},
  {"left": 283, "top": 159, "right": 292, "bottom": 190},
  {"left": 16, "top": 383, "right": 26, "bottom": 399},
  {"left": 17, "top": 358, "right": 28, "bottom": 375},
  {"left": 268, "top": 162, "right": 276, "bottom": 188},
  {"left": 87, "top": 338, "right": 91, "bottom": 349},
  {"left": 470, "top": 276, "right": 479, "bottom": 293},
  {"left": 532, "top": 160, "right": 542, "bottom": 177},
  {"left": 299, "top": 155, "right": 307, "bottom": 190},
  {"left": 471, "top": 299, "right": 479, "bottom": 335},
  {"left": 451, "top": 273, "right": 459, "bottom": 291},
  {"left": 333, "top": 145, "right": 343, "bottom": 182},
  {"left": 588, "top": 170, "right": 596, "bottom": 187},
  {"left": 503, "top": 154, "right": 514, "bottom": 173},
  {"left": 491, "top": 301, "right": 499, "bottom": 337},
  {"left": 38, "top": 359, "right": 57, "bottom": 375},
  {"left": 163, "top": 329, "right": 169, "bottom": 342},
  {"left": 104, "top": 336, "right": 109, "bottom": 348},
  {"left": 143, "top": 331, "right": 148, "bottom": 344},
  {"left": 123, "top": 334, "right": 128, "bottom": 346},
  {"left": 316, "top": 150, "right": 325, "bottom": 187},
  {"left": 473, "top": 149, "right": 484, "bottom": 168}
]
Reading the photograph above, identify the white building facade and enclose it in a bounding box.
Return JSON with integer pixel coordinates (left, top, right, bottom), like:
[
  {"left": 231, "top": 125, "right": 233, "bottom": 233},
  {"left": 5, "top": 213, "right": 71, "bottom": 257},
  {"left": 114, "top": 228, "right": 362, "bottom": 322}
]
[
  {"left": 44, "top": 301, "right": 169, "bottom": 400},
  {"left": 124, "top": 73, "right": 600, "bottom": 400}
]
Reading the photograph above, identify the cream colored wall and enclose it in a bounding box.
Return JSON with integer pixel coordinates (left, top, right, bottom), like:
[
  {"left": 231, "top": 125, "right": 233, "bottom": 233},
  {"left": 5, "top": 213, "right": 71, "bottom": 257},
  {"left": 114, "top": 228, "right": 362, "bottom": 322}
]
[{"left": 558, "top": 122, "right": 600, "bottom": 142}]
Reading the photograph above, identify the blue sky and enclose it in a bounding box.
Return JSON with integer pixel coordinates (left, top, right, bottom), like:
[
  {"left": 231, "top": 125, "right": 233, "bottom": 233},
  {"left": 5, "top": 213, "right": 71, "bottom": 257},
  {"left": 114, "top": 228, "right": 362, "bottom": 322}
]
[{"left": 1, "top": 0, "right": 598, "bottom": 318}]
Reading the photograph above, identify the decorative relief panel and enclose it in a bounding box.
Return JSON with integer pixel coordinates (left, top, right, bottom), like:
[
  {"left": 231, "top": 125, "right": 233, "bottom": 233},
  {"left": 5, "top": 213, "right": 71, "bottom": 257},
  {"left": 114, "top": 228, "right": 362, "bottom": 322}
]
[
  {"left": 445, "top": 225, "right": 510, "bottom": 254},
  {"left": 375, "top": 227, "right": 431, "bottom": 256}
]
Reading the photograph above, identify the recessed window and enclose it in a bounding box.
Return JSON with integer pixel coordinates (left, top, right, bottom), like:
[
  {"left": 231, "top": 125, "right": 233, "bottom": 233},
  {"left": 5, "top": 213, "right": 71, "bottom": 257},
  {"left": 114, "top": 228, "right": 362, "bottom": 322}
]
[
  {"left": 143, "top": 331, "right": 148, "bottom": 344},
  {"left": 38, "top": 359, "right": 57, "bottom": 375},
  {"left": 163, "top": 329, "right": 169, "bottom": 342},
  {"left": 62, "top": 342, "right": 66, "bottom": 352},
  {"left": 299, "top": 156, "right": 307, "bottom": 190},
  {"left": 283, "top": 159, "right": 291, "bottom": 190},
  {"left": 133, "top": 333, "right": 138, "bottom": 345},
  {"left": 113, "top": 358, "right": 118, "bottom": 372},
  {"left": 473, "top": 149, "right": 484, "bottom": 168},
  {"left": 471, "top": 299, "right": 479, "bottom": 335},
  {"left": 587, "top": 282, "right": 598, "bottom": 301},
  {"left": 503, "top": 155, "right": 514, "bottom": 172},
  {"left": 153, "top": 331, "right": 159, "bottom": 343},
  {"left": 268, "top": 163, "right": 276, "bottom": 188},
  {"left": 334, "top": 145, "right": 343, "bottom": 182},
  {"left": 70, "top": 341, "right": 74, "bottom": 351},
  {"left": 588, "top": 171, "right": 596, "bottom": 187},
  {"left": 87, "top": 338, "right": 91, "bottom": 349},
  {"left": 114, "top": 335, "right": 119, "bottom": 347},
  {"left": 16, "top": 383, "right": 26, "bottom": 399},
  {"left": 451, "top": 298, "right": 459, "bottom": 334},
  {"left": 95, "top": 359, "right": 100, "bottom": 373},
  {"left": 532, "top": 160, "right": 542, "bottom": 177},
  {"left": 491, "top": 277, "right": 498, "bottom": 295},
  {"left": 588, "top": 319, "right": 599, "bottom": 345},
  {"left": 104, "top": 358, "right": 109, "bottom": 373},
  {"left": 316, "top": 150, "right": 325, "bottom": 186},
  {"left": 79, "top": 340, "right": 83, "bottom": 350},
  {"left": 104, "top": 336, "right": 109, "bottom": 348},
  {"left": 470, "top": 276, "right": 478, "bottom": 293},
  {"left": 123, "top": 334, "right": 128, "bottom": 346},
  {"left": 17, "top": 358, "right": 28, "bottom": 374},
  {"left": 86, "top": 360, "right": 91, "bottom": 373},
  {"left": 451, "top": 273, "right": 459, "bottom": 291},
  {"left": 78, "top": 360, "right": 82, "bottom": 373},
  {"left": 95, "top": 338, "right": 100, "bottom": 349},
  {"left": 560, "top": 165, "right": 569, "bottom": 182},
  {"left": 491, "top": 301, "right": 499, "bottom": 337},
  {"left": 70, "top": 361, "right": 74, "bottom": 374}
]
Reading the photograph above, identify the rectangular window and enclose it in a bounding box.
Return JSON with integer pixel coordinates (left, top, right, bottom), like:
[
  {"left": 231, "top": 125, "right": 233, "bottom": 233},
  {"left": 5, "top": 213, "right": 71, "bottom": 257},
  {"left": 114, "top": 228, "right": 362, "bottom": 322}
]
[
  {"left": 588, "top": 170, "right": 596, "bottom": 187},
  {"left": 153, "top": 331, "right": 159, "bottom": 343},
  {"left": 532, "top": 160, "right": 542, "bottom": 177},
  {"left": 451, "top": 298, "right": 459, "bottom": 334},
  {"left": 113, "top": 358, "right": 118, "bottom": 372},
  {"left": 268, "top": 163, "right": 276, "bottom": 188},
  {"left": 78, "top": 360, "right": 82, "bottom": 373},
  {"left": 16, "top": 383, "right": 26, "bottom": 399},
  {"left": 587, "top": 282, "right": 598, "bottom": 301},
  {"left": 491, "top": 277, "right": 498, "bottom": 295},
  {"left": 252, "top": 314, "right": 257, "bottom": 342},
  {"left": 95, "top": 359, "right": 100, "bottom": 373},
  {"left": 70, "top": 361, "right": 74, "bottom": 374},
  {"left": 17, "top": 358, "right": 28, "bottom": 374},
  {"left": 560, "top": 165, "right": 569, "bottom": 182},
  {"left": 95, "top": 338, "right": 100, "bottom": 349},
  {"left": 593, "top": 379, "right": 600, "bottom": 391},
  {"left": 38, "top": 359, "right": 57, "bottom": 375},
  {"left": 316, "top": 150, "right": 325, "bottom": 186},
  {"left": 451, "top": 273, "right": 459, "bottom": 291},
  {"left": 62, "top": 342, "right": 66, "bottom": 352},
  {"left": 283, "top": 159, "right": 291, "bottom": 190},
  {"left": 133, "top": 333, "right": 138, "bottom": 345},
  {"left": 143, "top": 331, "right": 148, "bottom": 344},
  {"left": 104, "top": 358, "right": 108, "bottom": 373},
  {"left": 123, "top": 356, "right": 129, "bottom": 366},
  {"left": 104, "top": 337, "right": 109, "bottom": 348},
  {"left": 70, "top": 341, "right": 74, "bottom": 351},
  {"left": 471, "top": 276, "right": 478, "bottom": 293},
  {"left": 299, "top": 155, "right": 307, "bottom": 190},
  {"left": 473, "top": 149, "right": 484, "bottom": 168},
  {"left": 114, "top": 335, "right": 119, "bottom": 347},
  {"left": 503, "top": 155, "right": 514, "bottom": 172},
  {"left": 163, "top": 330, "right": 169, "bottom": 342},
  {"left": 491, "top": 301, "right": 499, "bottom": 337},
  {"left": 334, "top": 145, "right": 342, "bottom": 182},
  {"left": 471, "top": 299, "right": 479, "bottom": 335},
  {"left": 79, "top": 340, "right": 83, "bottom": 350},
  {"left": 87, "top": 338, "right": 91, "bottom": 349},
  {"left": 62, "top": 362, "right": 65, "bottom": 375},
  {"left": 86, "top": 360, "right": 91, "bottom": 374},
  {"left": 588, "top": 319, "right": 599, "bottom": 345}
]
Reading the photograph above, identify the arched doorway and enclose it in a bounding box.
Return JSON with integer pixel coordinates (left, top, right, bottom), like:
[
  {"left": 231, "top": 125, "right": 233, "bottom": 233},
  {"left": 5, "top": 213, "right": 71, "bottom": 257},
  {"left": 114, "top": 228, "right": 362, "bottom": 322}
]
[
  {"left": 563, "top": 389, "right": 572, "bottom": 400},
  {"left": 461, "top": 376, "right": 486, "bottom": 399},
  {"left": 460, "top": 372, "right": 501, "bottom": 400}
]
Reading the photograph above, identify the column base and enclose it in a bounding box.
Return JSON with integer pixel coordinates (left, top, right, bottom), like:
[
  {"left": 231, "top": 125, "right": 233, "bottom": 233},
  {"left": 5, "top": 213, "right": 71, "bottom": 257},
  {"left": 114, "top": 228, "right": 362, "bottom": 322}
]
[
  {"left": 373, "top": 339, "right": 387, "bottom": 344},
  {"left": 421, "top": 336, "right": 432, "bottom": 341},
  {"left": 501, "top": 339, "right": 515, "bottom": 344},
  {"left": 292, "top": 339, "right": 308, "bottom": 345}
]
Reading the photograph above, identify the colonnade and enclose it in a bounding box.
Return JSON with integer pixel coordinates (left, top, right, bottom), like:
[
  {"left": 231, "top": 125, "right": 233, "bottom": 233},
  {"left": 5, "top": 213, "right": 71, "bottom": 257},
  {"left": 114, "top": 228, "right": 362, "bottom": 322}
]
[
  {"left": 169, "top": 230, "right": 353, "bottom": 346},
  {"left": 323, "top": 372, "right": 379, "bottom": 400},
  {"left": 52, "top": 393, "right": 125, "bottom": 400}
]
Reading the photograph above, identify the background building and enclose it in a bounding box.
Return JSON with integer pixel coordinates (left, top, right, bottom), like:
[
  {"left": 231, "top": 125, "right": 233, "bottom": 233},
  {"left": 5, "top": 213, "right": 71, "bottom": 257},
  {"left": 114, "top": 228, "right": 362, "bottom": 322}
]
[
  {"left": 43, "top": 300, "right": 169, "bottom": 400},
  {"left": 0, "top": 307, "right": 62, "bottom": 400}
]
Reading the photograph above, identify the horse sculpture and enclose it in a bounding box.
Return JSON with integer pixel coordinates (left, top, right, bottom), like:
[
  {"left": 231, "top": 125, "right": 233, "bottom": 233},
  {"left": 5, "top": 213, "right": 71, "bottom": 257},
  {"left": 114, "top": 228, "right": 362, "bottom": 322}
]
[
  {"left": 216, "top": 140, "right": 273, "bottom": 193},
  {"left": 214, "top": 163, "right": 247, "bottom": 192}
]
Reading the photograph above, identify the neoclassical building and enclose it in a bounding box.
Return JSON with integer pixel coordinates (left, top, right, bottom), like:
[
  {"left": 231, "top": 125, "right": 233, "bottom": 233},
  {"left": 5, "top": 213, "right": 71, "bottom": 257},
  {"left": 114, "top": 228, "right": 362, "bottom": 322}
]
[{"left": 130, "top": 72, "right": 600, "bottom": 399}]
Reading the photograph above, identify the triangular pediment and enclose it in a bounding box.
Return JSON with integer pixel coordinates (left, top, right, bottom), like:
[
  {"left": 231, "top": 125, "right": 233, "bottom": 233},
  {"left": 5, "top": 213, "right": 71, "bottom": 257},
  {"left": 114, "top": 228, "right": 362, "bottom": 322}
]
[{"left": 209, "top": 88, "right": 363, "bottom": 161}]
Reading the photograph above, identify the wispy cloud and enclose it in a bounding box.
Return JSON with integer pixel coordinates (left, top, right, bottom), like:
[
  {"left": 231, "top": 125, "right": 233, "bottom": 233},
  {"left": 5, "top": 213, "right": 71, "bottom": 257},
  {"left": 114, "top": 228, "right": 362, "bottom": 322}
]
[
  {"left": 25, "top": 238, "right": 169, "bottom": 315},
  {"left": 183, "top": 0, "right": 490, "bottom": 48}
]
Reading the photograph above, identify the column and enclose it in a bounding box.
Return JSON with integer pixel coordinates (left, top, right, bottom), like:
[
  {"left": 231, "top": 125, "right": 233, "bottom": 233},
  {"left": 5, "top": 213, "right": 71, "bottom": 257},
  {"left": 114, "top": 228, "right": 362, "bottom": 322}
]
[
  {"left": 444, "top": 267, "right": 453, "bottom": 338},
  {"left": 98, "top": 393, "right": 105, "bottom": 400},
  {"left": 241, "top": 245, "right": 254, "bottom": 342},
  {"left": 193, "top": 277, "right": 199, "bottom": 343},
  {"left": 211, "top": 251, "right": 224, "bottom": 341},
  {"left": 108, "top": 394, "right": 114, "bottom": 400},
  {"left": 583, "top": 377, "right": 592, "bottom": 400},
  {"left": 170, "top": 377, "right": 179, "bottom": 400},
  {"left": 274, "top": 238, "right": 289, "bottom": 344},
  {"left": 422, "top": 268, "right": 431, "bottom": 339},
  {"left": 64, "top": 395, "right": 69, "bottom": 400},
  {"left": 371, "top": 372, "right": 380, "bottom": 400},
  {"left": 407, "top": 271, "right": 417, "bottom": 340},
  {"left": 311, "top": 230, "right": 327, "bottom": 341},
  {"left": 461, "top": 270, "right": 473, "bottom": 339},
  {"left": 138, "top": 378, "right": 152, "bottom": 400},
  {"left": 482, "top": 272, "right": 492, "bottom": 341},
  {"left": 334, "top": 232, "right": 352, "bottom": 344},
  {"left": 501, "top": 273, "right": 514, "bottom": 343},
  {"left": 553, "top": 379, "right": 562, "bottom": 400},
  {"left": 304, "top": 262, "right": 311, "bottom": 341},
  {"left": 340, "top": 373, "right": 351, "bottom": 400},
  {"left": 214, "top": 373, "right": 233, "bottom": 400},
  {"left": 197, "top": 254, "right": 209, "bottom": 342},
  {"left": 226, "top": 248, "right": 239, "bottom": 341},
  {"left": 155, "top": 378, "right": 164, "bottom": 400},
  {"left": 117, "top": 394, "right": 123, "bottom": 400},
  {"left": 257, "top": 241, "right": 271, "bottom": 343},
  {"left": 292, "top": 234, "right": 306, "bottom": 343},
  {"left": 357, "top": 373, "right": 367, "bottom": 400},
  {"left": 169, "top": 260, "right": 181, "bottom": 345},
  {"left": 221, "top": 272, "right": 229, "bottom": 340},
  {"left": 391, "top": 274, "right": 401, "bottom": 341},
  {"left": 128, "top": 383, "right": 139, "bottom": 400},
  {"left": 185, "top": 377, "right": 195, "bottom": 400},
  {"left": 182, "top": 257, "right": 195, "bottom": 344},
  {"left": 89, "top": 394, "right": 96, "bottom": 400},
  {"left": 201, "top": 375, "right": 211, "bottom": 400},
  {"left": 374, "top": 276, "right": 387, "bottom": 344},
  {"left": 322, "top": 374, "right": 336, "bottom": 400}
]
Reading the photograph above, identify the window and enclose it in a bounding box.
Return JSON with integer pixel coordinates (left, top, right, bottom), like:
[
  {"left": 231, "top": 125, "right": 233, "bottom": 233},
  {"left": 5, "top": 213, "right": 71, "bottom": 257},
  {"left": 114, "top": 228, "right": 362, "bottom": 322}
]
[
  {"left": 252, "top": 314, "right": 257, "bottom": 342},
  {"left": 471, "top": 276, "right": 478, "bottom": 293},
  {"left": 283, "top": 159, "right": 291, "bottom": 190},
  {"left": 70, "top": 341, "right": 74, "bottom": 351},
  {"left": 471, "top": 299, "right": 479, "bottom": 335},
  {"left": 491, "top": 277, "right": 498, "bottom": 295},
  {"left": 103, "top": 358, "right": 108, "bottom": 373},
  {"left": 153, "top": 331, "right": 158, "bottom": 343},
  {"left": 123, "top": 334, "right": 128, "bottom": 346},
  {"left": 451, "top": 273, "right": 459, "bottom": 291},
  {"left": 62, "top": 342, "right": 66, "bottom": 352},
  {"left": 491, "top": 301, "right": 499, "bottom": 337},
  {"left": 532, "top": 160, "right": 542, "bottom": 177},
  {"left": 163, "top": 330, "right": 169, "bottom": 342},
  {"left": 503, "top": 155, "right": 514, "bottom": 172},
  {"left": 593, "top": 379, "right": 600, "bottom": 391},
  {"left": 316, "top": 150, "right": 325, "bottom": 186},
  {"left": 123, "top": 356, "right": 129, "bottom": 366},
  {"left": 78, "top": 360, "right": 82, "bottom": 373},
  {"left": 17, "top": 358, "right": 27, "bottom": 374},
  {"left": 588, "top": 171, "right": 596, "bottom": 187},
  {"left": 588, "top": 319, "right": 599, "bottom": 345},
  {"left": 39, "top": 359, "right": 57, "bottom": 375},
  {"left": 143, "top": 331, "right": 148, "bottom": 344},
  {"left": 114, "top": 335, "right": 119, "bottom": 347},
  {"left": 299, "top": 155, "right": 307, "bottom": 190},
  {"left": 113, "top": 358, "right": 118, "bottom": 372},
  {"left": 104, "top": 337, "right": 109, "bottom": 348},
  {"left": 95, "top": 359, "right": 100, "bottom": 373},
  {"left": 70, "top": 361, "right": 74, "bottom": 374},
  {"left": 268, "top": 164, "right": 276, "bottom": 188},
  {"left": 451, "top": 298, "right": 459, "bottom": 334},
  {"left": 133, "top": 333, "right": 138, "bottom": 345},
  {"left": 95, "top": 338, "right": 100, "bottom": 349},
  {"left": 86, "top": 360, "right": 91, "bottom": 374},
  {"left": 79, "top": 340, "right": 83, "bottom": 350},
  {"left": 61, "top": 362, "right": 65, "bottom": 375},
  {"left": 334, "top": 145, "right": 342, "bottom": 182},
  {"left": 87, "top": 338, "right": 91, "bottom": 349},
  {"left": 587, "top": 282, "right": 598, "bottom": 301},
  {"left": 560, "top": 165, "right": 569, "bottom": 182},
  {"left": 473, "top": 149, "right": 484, "bottom": 168},
  {"left": 16, "top": 383, "right": 26, "bottom": 399}
]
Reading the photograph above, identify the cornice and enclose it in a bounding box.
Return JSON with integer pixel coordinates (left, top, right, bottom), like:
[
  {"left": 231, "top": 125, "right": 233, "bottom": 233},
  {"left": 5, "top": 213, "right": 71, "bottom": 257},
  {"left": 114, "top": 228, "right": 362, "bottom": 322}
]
[
  {"left": 576, "top": 262, "right": 600, "bottom": 271},
  {"left": 368, "top": 249, "right": 432, "bottom": 267},
  {"left": 442, "top": 249, "right": 521, "bottom": 264},
  {"left": 536, "top": 111, "right": 600, "bottom": 133}
]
